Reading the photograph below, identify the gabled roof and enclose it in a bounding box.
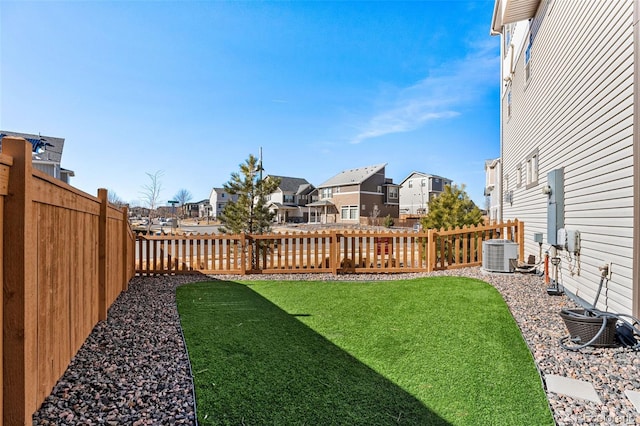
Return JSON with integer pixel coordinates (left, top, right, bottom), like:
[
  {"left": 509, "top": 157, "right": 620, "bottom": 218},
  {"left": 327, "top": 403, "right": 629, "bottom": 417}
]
[
  {"left": 318, "top": 163, "right": 387, "bottom": 188},
  {"left": 265, "top": 175, "right": 312, "bottom": 194},
  {"left": 0, "top": 130, "right": 65, "bottom": 163},
  {"left": 296, "top": 182, "right": 316, "bottom": 196},
  {"left": 399, "top": 171, "right": 452, "bottom": 187}
]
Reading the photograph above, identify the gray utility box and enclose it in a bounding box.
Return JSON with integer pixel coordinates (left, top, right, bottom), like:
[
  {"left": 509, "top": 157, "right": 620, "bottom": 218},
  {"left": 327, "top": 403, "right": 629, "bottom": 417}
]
[{"left": 547, "top": 168, "right": 564, "bottom": 246}]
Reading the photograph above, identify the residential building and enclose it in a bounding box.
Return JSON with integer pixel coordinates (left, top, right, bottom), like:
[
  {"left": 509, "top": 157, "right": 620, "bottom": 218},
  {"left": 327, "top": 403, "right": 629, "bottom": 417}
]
[
  {"left": 0, "top": 130, "right": 75, "bottom": 183},
  {"left": 398, "top": 172, "right": 452, "bottom": 218},
  {"left": 484, "top": 158, "right": 501, "bottom": 223},
  {"left": 263, "top": 175, "right": 318, "bottom": 223},
  {"left": 209, "top": 188, "right": 239, "bottom": 220},
  {"left": 198, "top": 200, "right": 213, "bottom": 219},
  {"left": 183, "top": 199, "right": 210, "bottom": 218},
  {"left": 490, "top": 0, "right": 638, "bottom": 316},
  {"left": 314, "top": 163, "right": 399, "bottom": 225}
]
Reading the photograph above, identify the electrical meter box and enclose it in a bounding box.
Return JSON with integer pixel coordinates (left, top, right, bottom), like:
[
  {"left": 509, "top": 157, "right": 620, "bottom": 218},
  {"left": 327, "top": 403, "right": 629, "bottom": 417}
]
[{"left": 547, "top": 168, "right": 564, "bottom": 246}]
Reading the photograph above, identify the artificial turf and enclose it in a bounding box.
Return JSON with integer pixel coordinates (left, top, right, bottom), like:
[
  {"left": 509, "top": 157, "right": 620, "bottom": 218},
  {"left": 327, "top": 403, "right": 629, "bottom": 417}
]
[{"left": 176, "top": 277, "right": 554, "bottom": 425}]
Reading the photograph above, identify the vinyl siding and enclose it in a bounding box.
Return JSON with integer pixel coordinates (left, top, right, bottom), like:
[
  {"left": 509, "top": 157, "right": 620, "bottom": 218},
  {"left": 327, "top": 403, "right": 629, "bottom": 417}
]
[{"left": 501, "top": 0, "right": 635, "bottom": 314}]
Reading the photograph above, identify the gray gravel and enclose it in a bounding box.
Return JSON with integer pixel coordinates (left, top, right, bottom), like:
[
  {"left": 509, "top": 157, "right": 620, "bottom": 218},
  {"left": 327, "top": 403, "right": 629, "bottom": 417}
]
[{"left": 33, "top": 268, "right": 639, "bottom": 425}]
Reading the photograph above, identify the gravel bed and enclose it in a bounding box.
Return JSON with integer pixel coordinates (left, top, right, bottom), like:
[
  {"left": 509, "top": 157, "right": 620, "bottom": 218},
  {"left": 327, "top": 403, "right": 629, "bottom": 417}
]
[{"left": 33, "top": 269, "right": 639, "bottom": 425}]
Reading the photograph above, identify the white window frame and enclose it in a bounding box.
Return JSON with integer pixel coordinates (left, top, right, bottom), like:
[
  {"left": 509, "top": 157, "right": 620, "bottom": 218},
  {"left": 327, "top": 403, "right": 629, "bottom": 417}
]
[
  {"left": 525, "top": 33, "right": 532, "bottom": 83},
  {"left": 388, "top": 187, "right": 398, "bottom": 199},
  {"left": 340, "top": 205, "right": 358, "bottom": 220}
]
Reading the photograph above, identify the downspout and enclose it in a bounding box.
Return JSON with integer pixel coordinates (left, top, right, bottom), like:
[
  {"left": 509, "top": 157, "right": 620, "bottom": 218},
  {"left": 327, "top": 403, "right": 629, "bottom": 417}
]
[
  {"left": 489, "top": 15, "right": 504, "bottom": 223},
  {"left": 634, "top": 0, "right": 640, "bottom": 317}
]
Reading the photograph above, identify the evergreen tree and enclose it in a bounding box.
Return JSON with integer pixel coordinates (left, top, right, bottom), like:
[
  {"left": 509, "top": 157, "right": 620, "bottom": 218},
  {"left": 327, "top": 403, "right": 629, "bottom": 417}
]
[
  {"left": 219, "top": 154, "right": 280, "bottom": 235},
  {"left": 420, "top": 184, "right": 484, "bottom": 231}
]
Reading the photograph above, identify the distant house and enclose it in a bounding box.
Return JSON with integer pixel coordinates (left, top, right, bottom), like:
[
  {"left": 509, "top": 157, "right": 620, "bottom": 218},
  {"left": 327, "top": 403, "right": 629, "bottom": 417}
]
[
  {"left": 197, "top": 200, "right": 212, "bottom": 219},
  {"left": 0, "top": 130, "right": 75, "bottom": 183},
  {"left": 183, "top": 199, "right": 209, "bottom": 218},
  {"left": 398, "top": 172, "right": 452, "bottom": 218},
  {"left": 313, "top": 163, "right": 399, "bottom": 225},
  {"left": 209, "top": 188, "right": 238, "bottom": 220},
  {"left": 263, "top": 175, "right": 318, "bottom": 223},
  {"left": 484, "top": 158, "right": 501, "bottom": 224},
  {"left": 490, "top": 0, "right": 638, "bottom": 316}
]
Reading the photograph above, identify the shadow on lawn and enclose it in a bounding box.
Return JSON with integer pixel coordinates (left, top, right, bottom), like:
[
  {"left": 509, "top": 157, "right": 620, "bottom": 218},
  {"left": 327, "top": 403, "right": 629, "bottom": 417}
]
[{"left": 177, "top": 280, "right": 451, "bottom": 426}]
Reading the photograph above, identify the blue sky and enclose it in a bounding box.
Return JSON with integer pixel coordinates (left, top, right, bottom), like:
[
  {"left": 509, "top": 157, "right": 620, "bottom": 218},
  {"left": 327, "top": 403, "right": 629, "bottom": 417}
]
[{"left": 1, "top": 0, "right": 500, "bottom": 207}]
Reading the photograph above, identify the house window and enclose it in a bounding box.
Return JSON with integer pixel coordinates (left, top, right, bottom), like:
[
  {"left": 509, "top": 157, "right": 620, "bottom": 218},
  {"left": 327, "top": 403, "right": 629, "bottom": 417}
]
[
  {"left": 507, "top": 88, "right": 512, "bottom": 118},
  {"left": 388, "top": 187, "right": 398, "bottom": 199},
  {"left": 516, "top": 163, "right": 522, "bottom": 188},
  {"left": 504, "top": 23, "right": 513, "bottom": 57},
  {"left": 525, "top": 33, "right": 532, "bottom": 82},
  {"left": 284, "top": 194, "right": 294, "bottom": 203},
  {"left": 526, "top": 150, "right": 539, "bottom": 187},
  {"left": 421, "top": 179, "right": 426, "bottom": 187},
  {"left": 377, "top": 185, "right": 382, "bottom": 193},
  {"left": 341, "top": 205, "right": 358, "bottom": 220},
  {"left": 430, "top": 178, "right": 443, "bottom": 192},
  {"left": 321, "top": 188, "right": 332, "bottom": 199},
  {"left": 408, "top": 181, "right": 413, "bottom": 188},
  {"left": 221, "top": 193, "right": 225, "bottom": 198}
]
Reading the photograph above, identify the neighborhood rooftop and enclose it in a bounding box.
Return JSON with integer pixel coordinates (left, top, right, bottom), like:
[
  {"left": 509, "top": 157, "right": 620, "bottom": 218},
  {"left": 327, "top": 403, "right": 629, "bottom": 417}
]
[{"left": 318, "top": 163, "right": 387, "bottom": 188}]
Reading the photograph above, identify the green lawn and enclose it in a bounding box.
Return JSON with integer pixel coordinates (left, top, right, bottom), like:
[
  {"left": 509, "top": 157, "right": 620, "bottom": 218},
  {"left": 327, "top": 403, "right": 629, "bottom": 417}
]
[{"left": 176, "top": 277, "right": 553, "bottom": 425}]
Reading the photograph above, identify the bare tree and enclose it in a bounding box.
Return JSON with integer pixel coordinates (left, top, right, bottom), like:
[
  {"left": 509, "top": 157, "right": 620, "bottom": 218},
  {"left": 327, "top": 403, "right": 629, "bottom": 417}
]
[
  {"left": 174, "top": 188, "right": 193, "bottom": 218},
  {"left": 139, "top": 170, "right": 164, "bottom": 232},
  {"left": 107, "top": 189, "right": 126, "bottom": 208}
]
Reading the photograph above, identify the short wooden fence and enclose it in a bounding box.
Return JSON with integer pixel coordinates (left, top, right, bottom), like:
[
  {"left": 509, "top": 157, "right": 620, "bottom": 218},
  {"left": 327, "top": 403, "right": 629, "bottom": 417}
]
[
  {"left": 136, "top": 220, "right": 524, "bottom": 275},
  {"left": 1, "top": 137, "right": 136, "bottom": 425}
]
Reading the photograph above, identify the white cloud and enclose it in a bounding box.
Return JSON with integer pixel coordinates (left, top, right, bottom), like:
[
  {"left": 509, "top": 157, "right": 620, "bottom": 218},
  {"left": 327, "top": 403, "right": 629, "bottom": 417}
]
[{"left": 350, "top": 37, "right": 499, "bottom": 144}]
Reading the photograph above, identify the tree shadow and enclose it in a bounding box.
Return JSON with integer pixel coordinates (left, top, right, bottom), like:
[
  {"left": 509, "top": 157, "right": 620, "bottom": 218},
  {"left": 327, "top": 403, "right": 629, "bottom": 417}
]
[{"left": 177, "top": 280, "right": 452, "bottom": 425}]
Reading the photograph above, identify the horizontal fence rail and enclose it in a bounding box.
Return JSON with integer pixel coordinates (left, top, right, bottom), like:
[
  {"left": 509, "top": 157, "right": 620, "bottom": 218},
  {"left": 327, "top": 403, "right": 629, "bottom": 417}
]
[{"left": 136, "top": 220, "right": 523, "bottom": 276}]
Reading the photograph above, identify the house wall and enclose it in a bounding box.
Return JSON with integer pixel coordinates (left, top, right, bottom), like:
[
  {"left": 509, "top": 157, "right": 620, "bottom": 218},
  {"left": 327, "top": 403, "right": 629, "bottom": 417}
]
[
  {"left": 500, "top": 0, "right": 636, "bottom": 314},
  {"left": 399, "top": 175, "right": 451, "bottom": 216},
  {"left": 360, "top": 169, "right": 386, "bottom": 193},
  {"left": 209, "top": 190, "right": 236, "bottom": 219},
  {"left": 269, "top": 190, "right": 284, "bottom": 204},
  {"left": 32, "top": 162, "right": 58, "bottom": 179},
  {"left": 332, "top": 192, "right": 360, "bottom": 223}
]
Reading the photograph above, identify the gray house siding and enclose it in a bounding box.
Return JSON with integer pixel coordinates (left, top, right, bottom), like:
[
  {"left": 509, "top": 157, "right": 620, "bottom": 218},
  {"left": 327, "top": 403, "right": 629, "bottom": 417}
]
[{"left": 497, "top": 0, "right": 636, "bottom": 315}]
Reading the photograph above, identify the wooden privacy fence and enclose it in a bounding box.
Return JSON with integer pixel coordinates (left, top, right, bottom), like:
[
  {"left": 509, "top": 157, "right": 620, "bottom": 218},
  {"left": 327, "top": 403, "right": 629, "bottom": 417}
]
[
  {"left": 1, "top": 137, "right": 136, "bottom": 425},
  {"left": 136, "top": 220, "right": 524, "bottom": 275}
]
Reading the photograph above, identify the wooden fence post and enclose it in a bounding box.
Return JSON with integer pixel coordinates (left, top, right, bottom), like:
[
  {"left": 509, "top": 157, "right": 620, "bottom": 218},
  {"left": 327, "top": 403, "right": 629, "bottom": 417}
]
[
  {"left": 240, "top": 234, "right": 247, "bottom": 275},
  {"left": 98, "top": 188, "right": 108, "bottom": 321},
  {"left": 122, "top": 206, "right": 130, "bottom": 291},
  {"left": 0, "top": 152, "right": 13, "bottom": 425},
  {"left": 426, "top": 229, "right": 435, "bottom": 272},
  {"left": 517, "top": 219, "right": 525, "bottom": 261},
  {"left": 3, "top": 137, "right": 38, "bottom": 425},
  {"left": 330, "top": 231, "right": 339, "bottom": 275}
]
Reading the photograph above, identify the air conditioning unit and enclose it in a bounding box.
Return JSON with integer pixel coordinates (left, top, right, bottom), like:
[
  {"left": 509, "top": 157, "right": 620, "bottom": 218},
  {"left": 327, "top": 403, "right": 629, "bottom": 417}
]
[{"left": 482, "top": 239, "right": 519, "bottom": 272}]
